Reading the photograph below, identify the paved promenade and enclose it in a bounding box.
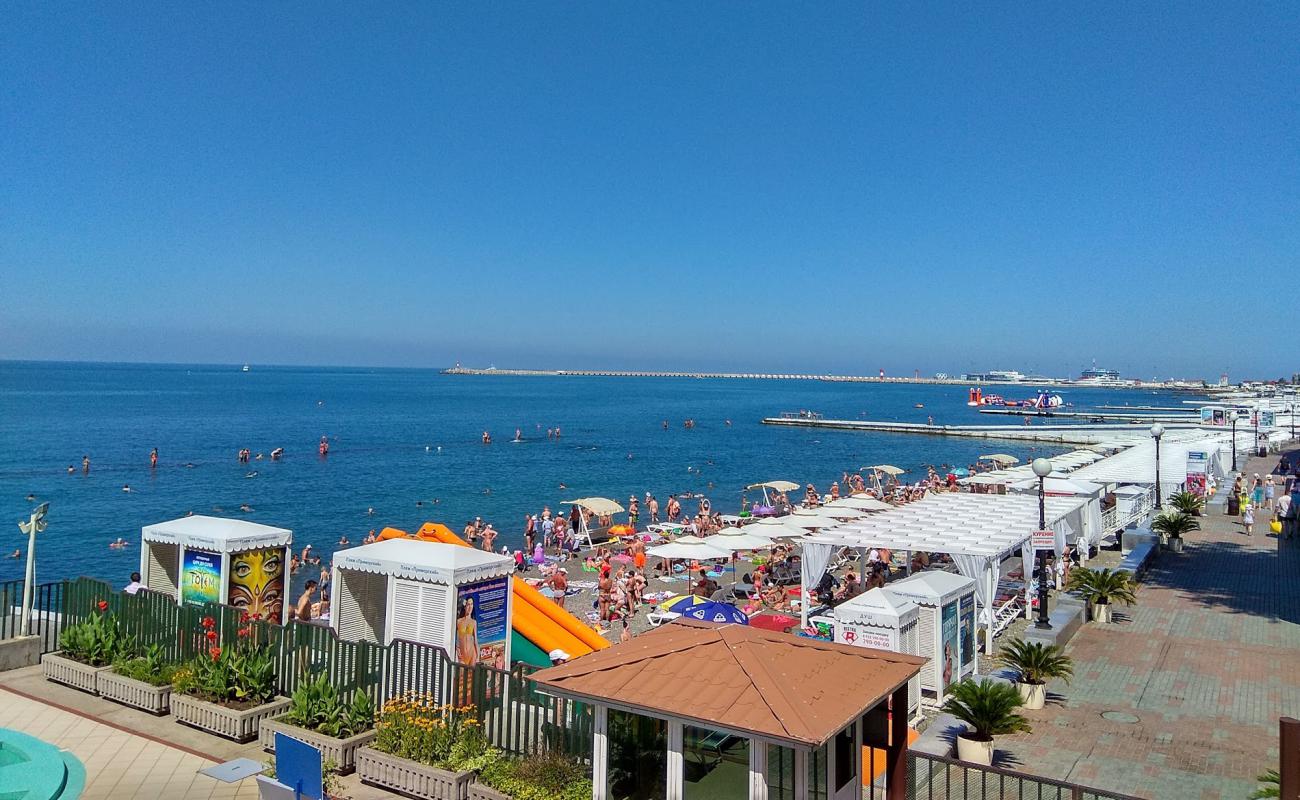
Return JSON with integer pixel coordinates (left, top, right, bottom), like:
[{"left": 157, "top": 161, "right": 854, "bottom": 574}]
[{"left": 997, "top": 449, "right": 1298, "bottom": 800}]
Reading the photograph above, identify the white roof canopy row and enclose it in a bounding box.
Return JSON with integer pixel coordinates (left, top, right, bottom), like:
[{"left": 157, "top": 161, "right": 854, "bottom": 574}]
[
  {"left": 962, "top": 449, "right": 1105, "bottom": 486},
  {"left": 1069, "top": 435, "right": 1228, "bottom": 487},
  {"left": 803, "top": 491, "right": 1089, "bottom": 559}
]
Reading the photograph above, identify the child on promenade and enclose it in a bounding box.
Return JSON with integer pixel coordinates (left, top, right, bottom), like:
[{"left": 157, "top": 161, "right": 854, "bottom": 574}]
[{"left": 1242, "top": 504, "right": 1255, "bottom": 536}]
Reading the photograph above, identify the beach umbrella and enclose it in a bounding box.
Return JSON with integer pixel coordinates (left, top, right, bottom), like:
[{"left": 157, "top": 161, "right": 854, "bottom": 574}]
[
  {"left": 817, "top": 506, "right": 869, "bottom": 520},
  {"left": 979, "top": 454, "right": 1020, "bottom": 466},
  {"left": 647, "top": 536, "right": 730, "bottom": 560},
  {"left": 710, "top": 528, "right": 777, "bottom": 550},
  {"left": 753, "top": 518, "right": 811, "bottom": 539},
  {"left": 787, "top": 514, "right": 843, "bottom": 530},
  {"left": 831, "top": 496, "right": 894, "bottom": 512},
  {"left": 862, "top": 465, "right": 906, "bottom": 476},
  {"left": 670, "top": 599, "right": 749, "bottom": 625},
  {"left": 659, "top": 594, "right": 705, "bottom": 613}
]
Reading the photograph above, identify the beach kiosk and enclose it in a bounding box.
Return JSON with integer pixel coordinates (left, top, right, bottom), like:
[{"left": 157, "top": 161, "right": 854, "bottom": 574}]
[
  {"left": 833, "top": 588, "right": 922, "bottom": 718},
  {"left": 329, "top": 539, "right": 515, "bottom": 670},
  {"left": 885, "top": 571, "right": 978, "bottom": 701},
  {"left": 139, "top": 515, "right": 293, "bottom": 624}
]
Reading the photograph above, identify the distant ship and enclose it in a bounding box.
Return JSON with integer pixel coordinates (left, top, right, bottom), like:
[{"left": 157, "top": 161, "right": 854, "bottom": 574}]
[
  {"left": 242, "top": 364, "right": 250, "bottom": 372},
  {"left": 1076, "top": 363, "right": 1130, "bottom": 386}
]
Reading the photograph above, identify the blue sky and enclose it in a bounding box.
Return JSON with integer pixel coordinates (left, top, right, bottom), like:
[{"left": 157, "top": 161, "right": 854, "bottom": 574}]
[{"left": 2, "top": 3, "right": 1295, "bottom": 380}]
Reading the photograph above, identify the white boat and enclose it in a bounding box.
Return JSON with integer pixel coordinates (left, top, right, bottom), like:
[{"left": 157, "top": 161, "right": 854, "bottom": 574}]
[{"left": 242, "top": 364, "right": 250, "bottom": 372}]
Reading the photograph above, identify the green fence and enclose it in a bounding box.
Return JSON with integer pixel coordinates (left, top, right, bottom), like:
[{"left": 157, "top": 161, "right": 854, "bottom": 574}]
[
  {"left": 21, "top": 577, "right": 592, "bottom": 761},
  {"left": 0, "top": 578, "right": 64, "bottom": 652}
]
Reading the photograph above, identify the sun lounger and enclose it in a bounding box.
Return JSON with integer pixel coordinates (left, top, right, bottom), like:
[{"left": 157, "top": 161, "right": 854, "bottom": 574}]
[{"left": 647, "top": 611, "right": 681, "bottom": 627}]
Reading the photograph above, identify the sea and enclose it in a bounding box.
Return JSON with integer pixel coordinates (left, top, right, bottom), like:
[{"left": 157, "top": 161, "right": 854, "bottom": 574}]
[{"left": 0, "top": 361, "right": 1209, "bottom": 592}]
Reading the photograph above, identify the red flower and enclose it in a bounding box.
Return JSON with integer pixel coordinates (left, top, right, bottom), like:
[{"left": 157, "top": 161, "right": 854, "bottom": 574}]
[
  {"left": 239, "top": 611, "right": 251, "bottom": 624},
  {"left": 237, "top": 627, "right": 250, "bottom": 639},
  {"left": 201, "top": 616, "right": 215, "bottom": 629},
  {"left": 209, "top": 646, "right": 221, "bottom": 661},
  {"left": 206, "top": 630, "right": 218, "bottom": 642},
  {"left": 96, "top": 600, "right": 108, "bottom": 612}
]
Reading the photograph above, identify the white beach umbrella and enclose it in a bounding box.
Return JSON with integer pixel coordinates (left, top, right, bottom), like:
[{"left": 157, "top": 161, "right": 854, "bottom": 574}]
[
  {"left": 753, "top": 518, "right": 813, "bottom": 539},
  {"left": 787, "top": 514, "right": 843, "bottom": 530},
  {"left": 647, "top": 536, "right": 730, "bottom": 560},
  {"left": 818, "top": 506, "right": 869, "bottom": 520},
  {"left": 709, "top": 527, "right": 777, "bottom": 551}
]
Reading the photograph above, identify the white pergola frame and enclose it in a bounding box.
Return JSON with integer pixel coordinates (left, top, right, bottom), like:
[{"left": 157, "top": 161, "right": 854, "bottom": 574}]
[{"left": 799, "top": 492, "right": 1092, "bottom": 654}]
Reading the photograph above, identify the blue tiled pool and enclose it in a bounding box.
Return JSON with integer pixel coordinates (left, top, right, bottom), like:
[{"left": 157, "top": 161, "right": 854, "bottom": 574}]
[{"left": 0, "top": 728, "right": 85, "bottom": 799}]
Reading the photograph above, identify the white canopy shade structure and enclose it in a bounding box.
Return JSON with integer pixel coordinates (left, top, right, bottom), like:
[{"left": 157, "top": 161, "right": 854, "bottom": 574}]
[
  {"left": 709, "top": 528, "right": 778, "bottom": 551},
  {"left": 647, "top": 536, "right": 731, "bottom": 560},
  {"left": 799, "top": 491, "right": 1094, "bottom": 653},
  {"left": 142, "top": 515, "right": 292, "bottom": 552},
  {"left": 829, "top": 496, "right": 895, "bottom": 512},
  {"left": 962, "top": 449, "right": 1106, "bottom": 486},
  {"left": 745, "top": 480, "right": 800, "bottom": 492},
  {"left": 786, "top": 514, "right": 844, "bottom": 530},
  {"left": 978, "top": 454, "right": 1020, "bottom": 466},
  {"left": 1070, "top": 436, "right": 1228, "bottom": 499},
  {"left": 1008, "top": 476, "right": 1105, "bottom": 497},
  {"left": 333, "top": 538, "right": 514, "bottom": 584},
  {"left": 864, "top": 465, "right": 906, "bottom": 476},
  {"left": 562, "top": 497, "right": 625, "bottom": 515},
  {"left": 814, "top": 506, "right": 870, "bottom": 520},
  {"left": 563, "top": 497, "right": 626, "bottom": 549}
]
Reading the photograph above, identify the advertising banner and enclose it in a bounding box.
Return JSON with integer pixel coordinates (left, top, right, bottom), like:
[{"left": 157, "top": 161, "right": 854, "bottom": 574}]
[
  {"left": 227, "top": 547, "right": 286, "bottom": 622},
  {"left": 1261, "top": 411, "right": 1276, "bottom": 428},
  {"left": 835, "top": 623, "right": 893, "bottom": 651},
  {"left": 181, "top": 549, "right": 221, "bottom": 607},
  {"left": 1200, "top": 407, "right": 1226, "bottom": 426},
  {"left": 941, "top": 601, "right": 959, "bottom": 689},
  {"left": 455, "top": 577, "right": 510, "bottom": 669},
  {"left": 959, "top": 594, "right": 975, "bottom": 669}
]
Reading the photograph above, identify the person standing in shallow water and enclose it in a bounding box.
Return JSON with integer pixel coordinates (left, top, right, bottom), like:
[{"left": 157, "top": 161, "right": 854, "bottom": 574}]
[{"left": 150, "top": 448, "right": 158, "bottom": 468}]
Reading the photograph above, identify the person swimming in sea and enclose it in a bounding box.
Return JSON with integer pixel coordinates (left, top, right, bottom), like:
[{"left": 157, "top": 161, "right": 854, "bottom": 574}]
[
  {"left": 245, "top": 471, "right": 258, "bottom": 478},
  {"left": 7, "top": 549, "right": 20, "bottom": 559},
  {"left": 122, "top": 484, "right": 132, "bottom": 493},
  {"left": 514, "top": 428, "right": 522, "bottom": 442},
  {"left": 239, "top": 503, "right": 252, "bottom": 513},
  {"left": 482, "top": 431, "right": 492, "bottom": 444}
]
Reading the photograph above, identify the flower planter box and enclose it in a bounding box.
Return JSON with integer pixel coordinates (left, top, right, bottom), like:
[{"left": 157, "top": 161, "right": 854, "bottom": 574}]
[
  {"left": 98, "top": 670, "right": 172, "bottom": 715},
  {"left": 260, "top": 716, "right": 376, "bottom": 774},
  {"left": 172, "top": 693, "right": 290, "bottom": 743},
  {"left": 356, "top": 746, "right": 474, "bottom": 800},
  {"left": 41, "top": 652, "right": 110, "bottom": 695},
  {"left": 469, "top": 783, "right": 512, "bottom": 800}
]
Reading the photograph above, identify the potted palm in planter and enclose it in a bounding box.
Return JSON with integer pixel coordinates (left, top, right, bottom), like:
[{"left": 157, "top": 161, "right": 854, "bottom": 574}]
[
  {"left": 1168, "top": 491, "right": 1205, "bottom": 517},
  {"left": 1066, "top": 567, "right": 1137, "bottom": 624},
  {"left": 996, "top": 638, "right": 1073, "bottom": 710},
  {"left": 357, "top": 693, "right": 498, "bottom": 800},
  {"left": 1152, "top": 510, "right": 1199, "bottom": 553},
  {"left": 941, "top": 678, "right": 1031, "bottom": 765},
  {"left": 43, "top": 599, "right": 133, "bottom": 694},
  {"left": 260, "top": 674, "right": 376, "bottom": 773},
  {"left": 171, "top": 615, "right": 289, "bottom": 742},
  {"left": 100, "top": 643, "right": 179, "bottom": 714}
]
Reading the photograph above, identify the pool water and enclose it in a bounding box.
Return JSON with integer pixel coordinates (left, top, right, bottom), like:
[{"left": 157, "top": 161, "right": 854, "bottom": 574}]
[{"left": 0, "top": 729, "right": 86, "bottom": 799}]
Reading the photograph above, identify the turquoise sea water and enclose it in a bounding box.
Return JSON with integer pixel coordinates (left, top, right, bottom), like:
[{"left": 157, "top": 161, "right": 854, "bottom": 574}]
[{"left": 0, "top": 361, "right": 1205, "bottom": 591}]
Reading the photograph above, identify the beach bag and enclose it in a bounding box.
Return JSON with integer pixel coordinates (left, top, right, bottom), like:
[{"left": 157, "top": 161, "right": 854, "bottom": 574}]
[{"left": 1271, "top": 520, "right": 1283, "bottom": 534}]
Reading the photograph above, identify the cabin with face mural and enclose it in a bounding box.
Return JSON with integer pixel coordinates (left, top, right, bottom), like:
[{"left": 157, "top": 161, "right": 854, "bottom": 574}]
[{"left": 139, "top": 515, "right": 293, "bottom": 624}]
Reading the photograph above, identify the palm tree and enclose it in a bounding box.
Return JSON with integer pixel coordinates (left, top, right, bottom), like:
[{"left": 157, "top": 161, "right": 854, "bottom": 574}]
[
  {"left": 1151, "top": 510, "right": 1200, "bottom": 544},
  {"left": 1250, "top": 768, "right": 1279, "bottom": 799},
  {"left": 997, "top": 638, "right": 1074, "bottom": 686},
  {"left": 942, "top": 679, "right": 1032, "bottom": 741},
  {"left": 1066, "top": 567, "right": 1137, "bottom": 623},
  {"left": 1168, "top": 491, "right": 1205, "bottom": 516}
]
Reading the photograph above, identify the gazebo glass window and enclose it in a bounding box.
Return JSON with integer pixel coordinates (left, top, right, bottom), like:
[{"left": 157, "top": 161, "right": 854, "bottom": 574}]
[{"left": 605, "top": 709, "right": 666, "bottom": 800}]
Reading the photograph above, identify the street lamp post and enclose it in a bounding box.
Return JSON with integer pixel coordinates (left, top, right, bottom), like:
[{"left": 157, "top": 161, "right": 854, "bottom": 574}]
[
  {"left": 1032, "top": 457, "right": 1053, "bottom": 630},
  {"left": 17, "top": 502, "right": 49, "bottom": 636},
  {"left": 1231, "top": 413, "right": 1238, "bottom": 471},
  {"left": 1151, "top": 423, "right": 1165, "bottom": 510},
  {"left": 1254, "top": 410, "right": 1260, "bottom": 456}
]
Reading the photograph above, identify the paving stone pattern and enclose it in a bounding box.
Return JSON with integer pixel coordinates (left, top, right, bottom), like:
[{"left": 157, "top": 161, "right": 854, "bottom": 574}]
[{"left": 995, "top": 450, "right": 1298, "bottom": 800}]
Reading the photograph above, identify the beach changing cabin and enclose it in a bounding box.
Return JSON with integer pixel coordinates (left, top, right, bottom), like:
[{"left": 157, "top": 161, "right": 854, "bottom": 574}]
[
  {"left": 140, "top": 515, "right": 293, "bottom": 624},
  {"left": 833, "top": 588, "right": 922, "bottom": 718},
  {"left": 329, "top": 539, "right": 515, "bottom": 669},
  {"left": 884, "top": 571, "right": 977, "bottom": 701}
]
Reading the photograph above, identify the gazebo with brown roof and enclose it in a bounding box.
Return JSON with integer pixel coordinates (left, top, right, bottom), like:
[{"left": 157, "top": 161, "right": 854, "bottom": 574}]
[{"left": 532, "top": 619, "right": 924, "bottom": 800}]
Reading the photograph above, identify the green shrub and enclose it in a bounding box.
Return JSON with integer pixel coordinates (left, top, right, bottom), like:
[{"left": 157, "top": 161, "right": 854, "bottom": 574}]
[
  {"left": 997, "top": 638, "right": 1073, "bottom": 686},
  {"left": 941, "top": 679, "right": 1031, "bottom": 742},
  {"left": 59, "top": 601, "right": 135, "bottom": 666},
  {"left": 112, "top": 643, "right": 179, "bottom": 686},
  {"left": 177, "top": 615, "right": 277, "bottom": 706},
  {"left": 479, "top": 752, "right": 593, "bottom": 800},
  {"left": 283, "top": 674, "right": 374, "bottom": 738}
]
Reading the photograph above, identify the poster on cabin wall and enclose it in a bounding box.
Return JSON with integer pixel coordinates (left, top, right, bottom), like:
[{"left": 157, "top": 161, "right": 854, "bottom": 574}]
[
  {"left": 940, "top": 601, "right": 959, "bottom": 689},
  {"left": 181, "top": 549, "right": 221, "bottom": 607},
  {"left": 227, "top": 547, "right": 286, "bottom": 623},
  {"left": 959, "top": 594, "right": 975, "bottom": 670},
  {"left": 455, "top": 577, "right": 509, "bottom": 669}
]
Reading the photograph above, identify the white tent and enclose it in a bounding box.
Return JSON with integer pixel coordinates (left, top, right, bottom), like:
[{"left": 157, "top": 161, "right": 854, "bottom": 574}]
[
  {"left": 647, "top": 536, "right": 730, "bottom": 560},
  {"left": 1069, "top": 436, "right": 1228, "bottom": 499},
  {"left": 709, "top": 528, "right": 779, "bottom": 550},
  {"left": 752, "top": 517, "right": 812, "bottom": 539},
  {"left": 828, "top": 496, "right": 894, "bottom": 512},
  {"left": 799, "top": 491, "right": 1092, "bottom": 653}
]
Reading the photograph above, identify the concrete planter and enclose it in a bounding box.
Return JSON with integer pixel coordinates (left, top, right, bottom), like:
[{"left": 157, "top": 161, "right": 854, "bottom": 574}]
[
  {"left": 1168, "top": 537, "right": 1184, "bottom": 553},
  {"left": 1091, "top": 603, "right": 1112, "bottom": 624},
  {"left": 955, "top": 734, "right": 994, "bottom": 766},
  {"left": 98, "top": 669, "right": 172, "bottom": 714},
  {"left": 260, "top": 716, "right": 377, "bottom": 774},
  {"left": 173, "top": 693, "right": 291, "bottom": 743},
  {"left": 469, "top": 783, "right": 512, "bottom": 800},
  {"left": 1017, "top": 681, "right": 1046, "bottom": 710},
  {"left": 41, "top": 652, "right": 110, "bottom": 695},
  {"left": 0, "top": 635, "right": 41, "bottom": 672},
  {"left": 356, "top": 746, "right": 474, "bottom": 800}
]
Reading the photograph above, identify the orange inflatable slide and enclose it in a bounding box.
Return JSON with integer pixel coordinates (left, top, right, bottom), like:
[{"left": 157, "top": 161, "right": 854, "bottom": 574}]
[{"left": 378, "top": 524, "right": 610, "bottom": 660}]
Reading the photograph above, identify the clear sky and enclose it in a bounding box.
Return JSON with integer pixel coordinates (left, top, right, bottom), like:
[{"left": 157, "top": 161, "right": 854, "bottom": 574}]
[{"left": 2, "top": 3, "right": 1295, "bottom": 380}]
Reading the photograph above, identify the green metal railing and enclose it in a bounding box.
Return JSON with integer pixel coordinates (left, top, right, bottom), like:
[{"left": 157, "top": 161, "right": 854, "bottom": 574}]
[
  {"left": 902, "top": 752, "right": 1142, "bottom": 800},
  {"left": 0, "top": 578, "right": 64, "bottom": 652}
]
